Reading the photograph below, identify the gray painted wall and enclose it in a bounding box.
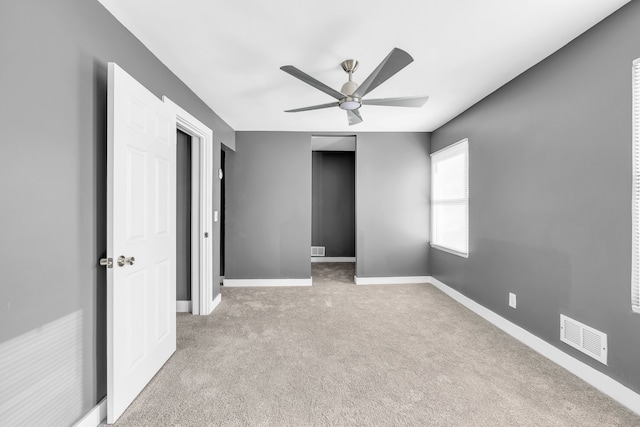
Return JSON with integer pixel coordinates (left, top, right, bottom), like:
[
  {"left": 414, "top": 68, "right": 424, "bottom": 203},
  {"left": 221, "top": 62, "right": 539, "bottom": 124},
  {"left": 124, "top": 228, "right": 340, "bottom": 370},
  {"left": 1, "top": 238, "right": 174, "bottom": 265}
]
[
  {"left": 356, "top": 133, "right": 431, "bottom": 278},
  {"left": 176, "top": 130, "right": 192, "bottom": 300},
  {"left": 225, "top": 132, "right": 312, "bottom": 279},
  {"left": 430, "top": 1, "right": 640, "bottom": 394},
  {"left": 225, "top": 132, "right": 430, "bottom": 281},
  {"left": 212, "top": 144, "right": 224, "bottom": 299},
  {"left": 312, "top": 152, "right": 355, "bottom": 257},
  {"left": 0, "top": 0, "right": 234, "bottom": 424}
]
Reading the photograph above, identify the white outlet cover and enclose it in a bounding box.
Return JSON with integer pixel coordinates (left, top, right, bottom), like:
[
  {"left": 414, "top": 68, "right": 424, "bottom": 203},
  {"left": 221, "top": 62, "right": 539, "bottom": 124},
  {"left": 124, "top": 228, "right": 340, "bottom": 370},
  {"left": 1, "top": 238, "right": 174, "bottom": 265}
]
[{"left": 509, "top": 293, "right": 517, "bottom": 308}]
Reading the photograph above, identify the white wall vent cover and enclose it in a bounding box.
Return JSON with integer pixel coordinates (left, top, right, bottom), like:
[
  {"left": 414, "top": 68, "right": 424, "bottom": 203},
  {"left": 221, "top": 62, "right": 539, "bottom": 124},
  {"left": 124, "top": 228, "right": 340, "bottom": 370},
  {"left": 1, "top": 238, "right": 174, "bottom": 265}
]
[
  {"left": 560, "top": 315, "right": 608, "bottom": 365},
  {"left": 311, "top": 246, "right": 325, "bottom": 257}
]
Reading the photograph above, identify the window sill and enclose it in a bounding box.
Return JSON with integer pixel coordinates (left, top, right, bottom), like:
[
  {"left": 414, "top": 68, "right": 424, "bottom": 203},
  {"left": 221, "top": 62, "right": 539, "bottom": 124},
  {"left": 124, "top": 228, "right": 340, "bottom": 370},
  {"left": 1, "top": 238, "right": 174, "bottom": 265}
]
[{"left": 430, "top": 244, "right": 468, "bottom": 259}]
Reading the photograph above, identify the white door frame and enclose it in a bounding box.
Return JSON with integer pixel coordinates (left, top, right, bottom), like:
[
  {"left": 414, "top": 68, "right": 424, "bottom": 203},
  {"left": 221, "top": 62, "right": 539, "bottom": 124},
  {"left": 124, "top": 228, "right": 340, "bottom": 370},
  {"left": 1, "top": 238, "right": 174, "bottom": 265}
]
[{"left": 163, "top": 96, "right": 215, "bottom": 315}]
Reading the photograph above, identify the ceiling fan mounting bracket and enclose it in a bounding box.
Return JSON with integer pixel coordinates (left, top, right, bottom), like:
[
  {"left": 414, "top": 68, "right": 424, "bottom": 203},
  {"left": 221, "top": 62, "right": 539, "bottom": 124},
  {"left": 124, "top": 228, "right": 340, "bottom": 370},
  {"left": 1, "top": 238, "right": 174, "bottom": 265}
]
[{"left": 340, "top": 59, "right": 359, "bottom": 74}]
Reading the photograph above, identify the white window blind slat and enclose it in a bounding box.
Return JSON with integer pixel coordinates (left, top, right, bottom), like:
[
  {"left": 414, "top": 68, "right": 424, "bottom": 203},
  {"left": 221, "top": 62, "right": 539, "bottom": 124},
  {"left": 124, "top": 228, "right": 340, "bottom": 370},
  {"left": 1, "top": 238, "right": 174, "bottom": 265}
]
[{"left": 632, "top": 58, "right": 640, "bottom": 313}]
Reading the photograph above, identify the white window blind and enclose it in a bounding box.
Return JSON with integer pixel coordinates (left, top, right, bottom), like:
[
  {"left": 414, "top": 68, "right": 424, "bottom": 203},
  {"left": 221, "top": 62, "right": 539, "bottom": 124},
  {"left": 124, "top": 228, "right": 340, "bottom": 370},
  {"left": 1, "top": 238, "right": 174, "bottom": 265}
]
[
  {"left": 431, "top": 139, "right": 469, "bottom": 257},
  {"left": 632, "top": 58, "right": 640, "bottom": 314}
]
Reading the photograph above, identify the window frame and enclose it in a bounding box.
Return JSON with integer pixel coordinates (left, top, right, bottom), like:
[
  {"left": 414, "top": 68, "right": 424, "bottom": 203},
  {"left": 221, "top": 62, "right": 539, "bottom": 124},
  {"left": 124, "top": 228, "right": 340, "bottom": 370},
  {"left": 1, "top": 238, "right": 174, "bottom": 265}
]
[{"left": 430, "top": 138, "right": 469, "bottom": 258}]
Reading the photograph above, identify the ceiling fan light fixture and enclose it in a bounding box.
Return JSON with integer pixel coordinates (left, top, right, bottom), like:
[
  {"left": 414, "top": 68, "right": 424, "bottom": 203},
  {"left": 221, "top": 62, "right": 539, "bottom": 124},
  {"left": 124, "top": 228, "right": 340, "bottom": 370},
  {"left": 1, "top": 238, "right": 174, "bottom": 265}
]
[{"left": 339, "top": 97, "right": 361, "bottom": 110}]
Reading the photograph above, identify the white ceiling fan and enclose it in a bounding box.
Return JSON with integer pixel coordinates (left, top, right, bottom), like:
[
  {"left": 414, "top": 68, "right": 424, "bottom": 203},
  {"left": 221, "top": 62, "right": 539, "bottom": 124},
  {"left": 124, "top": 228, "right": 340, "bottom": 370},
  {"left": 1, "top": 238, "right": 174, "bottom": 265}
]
[{"left": 281, "top": 47, "right": 429, "bottom": 125}]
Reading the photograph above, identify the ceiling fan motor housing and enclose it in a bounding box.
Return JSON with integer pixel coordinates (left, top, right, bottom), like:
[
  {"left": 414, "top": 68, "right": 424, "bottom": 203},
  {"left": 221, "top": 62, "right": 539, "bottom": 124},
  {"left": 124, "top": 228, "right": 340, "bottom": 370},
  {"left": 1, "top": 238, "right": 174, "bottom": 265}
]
[{"left": 340, "top": 80, "right": 359, "bottom": 96}]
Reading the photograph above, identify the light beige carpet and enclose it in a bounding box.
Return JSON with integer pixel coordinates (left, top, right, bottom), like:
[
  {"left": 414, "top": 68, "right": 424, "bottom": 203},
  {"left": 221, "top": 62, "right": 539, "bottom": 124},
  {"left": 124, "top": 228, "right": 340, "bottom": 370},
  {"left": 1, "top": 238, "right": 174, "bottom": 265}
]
[{"left": 113, "top": 263, "right": 639, "bottom": 426}]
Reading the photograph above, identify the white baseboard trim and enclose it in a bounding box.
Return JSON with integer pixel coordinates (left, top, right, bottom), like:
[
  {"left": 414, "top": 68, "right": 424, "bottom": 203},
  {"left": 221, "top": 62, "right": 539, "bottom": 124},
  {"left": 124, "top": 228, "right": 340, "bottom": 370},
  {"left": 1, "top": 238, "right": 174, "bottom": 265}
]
[
  {"left": 311, "top": 257, "right": 356, "bottom": 263},
  {"left": 354, "top": 275, "right": 430, "bottom": 285},
  {"left": 73, "top": 398, "right": 106, "bottom": 427},
  {"left": 176, "top": 300, "right": 192, "bottom": 313},
  {"left": 211, "top": 293, "right": 222, "bottom": 312},
  {"left": 223, "top": 278, "right": 313, "bottom": 287},
  {"left": 427, "top": 276, "right": 640, "bottom": 416},
  {"left": 201, "top": 293, "right": 222, "bottom": 315}
]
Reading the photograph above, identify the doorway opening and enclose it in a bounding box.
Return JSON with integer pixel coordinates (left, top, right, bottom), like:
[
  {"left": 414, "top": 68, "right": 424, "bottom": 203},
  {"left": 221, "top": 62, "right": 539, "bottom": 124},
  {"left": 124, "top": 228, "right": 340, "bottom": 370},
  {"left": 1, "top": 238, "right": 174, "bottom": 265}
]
[
  {"left": 176, "top": 130, "right": 193, "bottom": 310},
  {"left": 163, "top": 96, "right": 216, "bottom": 315},
  {"left": 311, "top": 135, "right": 356, "bottom": 282},
  {"left": 220, "top": 148, "right": 226, "bottom": 279}
]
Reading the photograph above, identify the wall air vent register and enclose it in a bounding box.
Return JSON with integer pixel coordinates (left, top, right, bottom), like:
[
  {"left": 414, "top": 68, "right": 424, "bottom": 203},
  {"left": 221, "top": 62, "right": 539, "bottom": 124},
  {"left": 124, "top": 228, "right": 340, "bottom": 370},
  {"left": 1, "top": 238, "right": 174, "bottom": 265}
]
[
  {"left": 311, "top": 246, "right": 325, "bottom": 257},
  {"left": 560, "top": 314, "right": 607, "bottom": 365}
]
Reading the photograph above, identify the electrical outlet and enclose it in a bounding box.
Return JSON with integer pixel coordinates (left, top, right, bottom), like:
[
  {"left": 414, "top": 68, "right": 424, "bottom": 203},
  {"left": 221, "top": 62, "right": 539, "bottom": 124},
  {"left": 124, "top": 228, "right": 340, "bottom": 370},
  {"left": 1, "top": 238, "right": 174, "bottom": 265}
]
[{"left": 509, "top": 293, "right": 517, "bottom": 308}]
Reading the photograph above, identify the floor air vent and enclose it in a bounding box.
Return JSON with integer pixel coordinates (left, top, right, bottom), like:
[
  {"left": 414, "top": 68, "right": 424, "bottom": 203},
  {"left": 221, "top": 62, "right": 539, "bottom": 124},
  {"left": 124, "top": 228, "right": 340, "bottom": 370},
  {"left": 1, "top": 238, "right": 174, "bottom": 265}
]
[
  {"left": 311, "top": 246, "right": 325, "bottom": 257},
  {"left": 560, "top": 315, "right": 607, "bottom": 365}
]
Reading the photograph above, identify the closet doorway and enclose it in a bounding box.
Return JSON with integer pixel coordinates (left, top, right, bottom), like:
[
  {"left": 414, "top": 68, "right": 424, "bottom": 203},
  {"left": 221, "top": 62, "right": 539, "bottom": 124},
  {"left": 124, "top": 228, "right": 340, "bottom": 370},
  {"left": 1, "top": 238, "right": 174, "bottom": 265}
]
[
  {"left": 311, "top": 136, "right": 356, "bottom": 268},
  {"left": 176, "top": 130, "right": 192, "bottom": 306}
]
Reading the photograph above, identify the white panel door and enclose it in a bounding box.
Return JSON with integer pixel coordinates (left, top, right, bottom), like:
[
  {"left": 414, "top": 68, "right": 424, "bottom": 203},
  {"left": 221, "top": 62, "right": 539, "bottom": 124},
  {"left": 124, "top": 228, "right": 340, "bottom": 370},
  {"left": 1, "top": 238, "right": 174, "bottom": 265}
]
[{"left": 106, "top": 63, "right": 176, "bottom": 424}]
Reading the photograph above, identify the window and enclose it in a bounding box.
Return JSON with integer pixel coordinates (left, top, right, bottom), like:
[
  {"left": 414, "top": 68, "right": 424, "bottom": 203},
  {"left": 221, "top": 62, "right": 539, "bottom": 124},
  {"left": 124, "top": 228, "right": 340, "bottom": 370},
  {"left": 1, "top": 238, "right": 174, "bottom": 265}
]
[
  {"left": 632, "top": 58, "right": 640, "bottom": 313},
  {"left": 431, "top": 138, "right": 469, "bottom": 257}
]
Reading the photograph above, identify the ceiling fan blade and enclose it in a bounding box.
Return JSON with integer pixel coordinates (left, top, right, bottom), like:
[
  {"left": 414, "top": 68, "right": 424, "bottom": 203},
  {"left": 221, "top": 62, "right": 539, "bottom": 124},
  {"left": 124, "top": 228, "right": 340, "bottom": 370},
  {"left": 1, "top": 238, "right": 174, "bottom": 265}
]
[
  {"left": 353, "top": 48, "right": 413, "bottom": 98},
  {"left": 347, "top": 109, "right": 363, "bottom": 126},
  {"left": 280, "top": 65, "right": 344, "bottom": 100},
  {"left": 285, "top": 102, "right": 339, "bottom": 113},
  {"left": 362, "top": 96, "right": 429, "bottom": 108}
]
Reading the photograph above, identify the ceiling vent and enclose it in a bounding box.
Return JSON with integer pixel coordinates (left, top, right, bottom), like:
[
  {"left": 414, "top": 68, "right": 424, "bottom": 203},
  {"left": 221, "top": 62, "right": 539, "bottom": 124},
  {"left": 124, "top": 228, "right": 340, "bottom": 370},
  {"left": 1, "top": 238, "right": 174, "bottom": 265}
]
[{"left": 560, "top": 315, "right": 607, "bottom": 365}]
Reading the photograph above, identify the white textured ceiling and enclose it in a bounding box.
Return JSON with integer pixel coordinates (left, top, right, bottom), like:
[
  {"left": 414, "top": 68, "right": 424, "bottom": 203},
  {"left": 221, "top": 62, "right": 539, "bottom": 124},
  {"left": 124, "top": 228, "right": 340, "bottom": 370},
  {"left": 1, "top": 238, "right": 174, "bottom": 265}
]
[{"left": 97, "top": 0, "right": 628, "bottom": 132}]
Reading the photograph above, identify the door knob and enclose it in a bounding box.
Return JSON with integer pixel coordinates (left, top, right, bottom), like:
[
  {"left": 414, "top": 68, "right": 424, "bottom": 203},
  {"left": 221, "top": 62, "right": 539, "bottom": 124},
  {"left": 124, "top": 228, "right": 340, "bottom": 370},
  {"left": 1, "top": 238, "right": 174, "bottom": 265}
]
[
  {"left": 99, "top": 257, "right": 113, "bottom": 268},
  {"left": 117, "top": 256, "right": 136, "bottom": 267}
]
